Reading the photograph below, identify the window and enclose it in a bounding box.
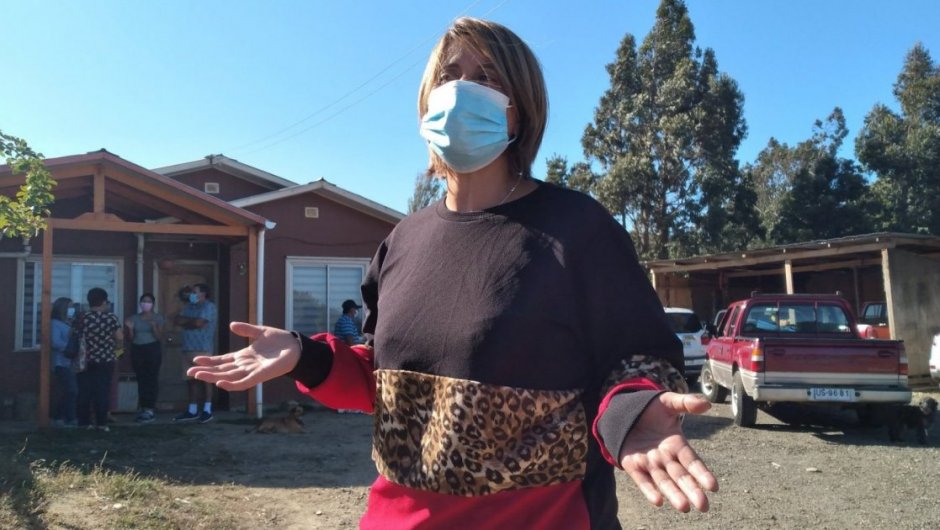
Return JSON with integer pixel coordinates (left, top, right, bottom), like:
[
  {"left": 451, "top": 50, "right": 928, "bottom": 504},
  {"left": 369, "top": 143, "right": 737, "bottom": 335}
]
[
  {"left": 18, "top": 258, "right": 122, "bottom": 350},
  {"left": 719, "top": 307, "right": 738, "bottom": 336},
  {"left": 860, "top": 302, "right": 887, "bottom": 326},
  {"left": 777, "top": 303, "right": 817, "bottom": 333},
  {"left": 286, "top": 258, "right": 369, "bottom": 337},
  {"left": 816, "top": 304, "right": 851, "bottom": 333},
  {"left": 742, "top": 303, "right": 779, "bottom": 333},
  {"left": 665, "top": 311, "right": 703, "bottom": 333}
]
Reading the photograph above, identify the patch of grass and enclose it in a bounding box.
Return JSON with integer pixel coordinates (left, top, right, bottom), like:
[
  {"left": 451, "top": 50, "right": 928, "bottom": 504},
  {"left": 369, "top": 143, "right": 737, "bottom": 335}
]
[
  {"left": 0, "top": 430, "right": 241, "bottom": 529},
  {"left": 0, "top": 438, "right": 45, "bottom": 529}
]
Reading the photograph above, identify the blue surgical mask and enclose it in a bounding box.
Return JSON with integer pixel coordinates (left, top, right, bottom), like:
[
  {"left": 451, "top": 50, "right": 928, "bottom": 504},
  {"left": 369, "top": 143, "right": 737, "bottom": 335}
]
[
  {"left": 419, "top": 80, "right": 514, "bottom": 173},
  {"left": 67, "top": 307, "right": 76, "bottom": 319},
  {"left": 188, "top": 293, "right": 199, "bottom": 304}
]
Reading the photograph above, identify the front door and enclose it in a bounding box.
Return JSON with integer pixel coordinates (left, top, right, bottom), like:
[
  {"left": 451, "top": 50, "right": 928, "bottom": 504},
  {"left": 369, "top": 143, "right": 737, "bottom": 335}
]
[{"left": 157, "top": 261, "right": 217, "bottom": 410}]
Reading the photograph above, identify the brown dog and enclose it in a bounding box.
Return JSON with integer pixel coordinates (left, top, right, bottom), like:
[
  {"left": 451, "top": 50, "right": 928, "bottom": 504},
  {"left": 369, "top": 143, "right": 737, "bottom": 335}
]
[{"left": 247, "top": 401, "right": 306, "bottom": 434}]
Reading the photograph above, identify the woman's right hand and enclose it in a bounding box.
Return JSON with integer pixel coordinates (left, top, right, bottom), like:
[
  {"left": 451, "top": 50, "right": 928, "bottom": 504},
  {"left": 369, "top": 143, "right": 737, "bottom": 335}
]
[{"left": 187, "top": 322, "right": 301, "bottom": 391}]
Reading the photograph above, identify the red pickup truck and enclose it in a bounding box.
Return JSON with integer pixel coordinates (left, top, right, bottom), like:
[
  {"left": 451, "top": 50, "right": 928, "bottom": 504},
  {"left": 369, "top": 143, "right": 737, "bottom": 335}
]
[{"left": 700, "top": 293, "right": 911, "bottom": 427}]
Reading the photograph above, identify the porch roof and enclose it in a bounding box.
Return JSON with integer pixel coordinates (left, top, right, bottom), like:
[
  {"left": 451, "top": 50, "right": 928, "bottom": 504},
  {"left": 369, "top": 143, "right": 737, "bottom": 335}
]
[
  {"left": 1, "top": 149, "right": 269, "bottom": 236},
  {"left": 644, "top": 233, "right": 940, "bottom": 275}
]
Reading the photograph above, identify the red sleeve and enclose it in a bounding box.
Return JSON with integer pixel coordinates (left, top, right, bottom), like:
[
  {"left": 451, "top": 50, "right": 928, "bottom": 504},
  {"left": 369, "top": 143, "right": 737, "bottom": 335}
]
[
  {"left": 592, "top": 378, "right": 664, "bottom": 467},
  {"left": 295, "top": 332, "right": 377, "bottom": 413}
]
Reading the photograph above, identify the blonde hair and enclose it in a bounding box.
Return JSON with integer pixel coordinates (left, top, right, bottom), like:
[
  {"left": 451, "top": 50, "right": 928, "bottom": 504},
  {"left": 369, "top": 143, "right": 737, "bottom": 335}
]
[{"left": 418, "top": 17, "right": 548, "bottom": 179}]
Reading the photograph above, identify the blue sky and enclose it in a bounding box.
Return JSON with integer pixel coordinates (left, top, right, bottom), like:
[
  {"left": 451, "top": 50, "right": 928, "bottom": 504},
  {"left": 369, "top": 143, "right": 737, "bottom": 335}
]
[{"left": 2, "top": 1, "right": 938, "bottom": 214}]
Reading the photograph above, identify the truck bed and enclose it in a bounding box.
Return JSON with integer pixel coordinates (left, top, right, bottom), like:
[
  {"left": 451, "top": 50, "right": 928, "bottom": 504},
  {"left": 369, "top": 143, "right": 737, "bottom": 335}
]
[{"left": 756, "top": 336, "right": 905, "bottom": 386}]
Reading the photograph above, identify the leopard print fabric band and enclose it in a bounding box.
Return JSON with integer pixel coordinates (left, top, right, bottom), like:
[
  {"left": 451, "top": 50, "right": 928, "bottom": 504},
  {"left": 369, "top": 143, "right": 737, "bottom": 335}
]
[
  {"left": 601, "top": 355, "right": 689, "bottom": 396},
  {"left": 372, "top": 370, "right": 589, "bottom": 496}
]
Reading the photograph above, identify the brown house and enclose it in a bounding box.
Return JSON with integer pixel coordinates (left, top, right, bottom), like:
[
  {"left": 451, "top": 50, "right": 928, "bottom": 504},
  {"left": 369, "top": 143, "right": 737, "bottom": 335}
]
[
  {"left": 1, "top": 151, "right": 402, "bottom": 423},
  {"left": 155, "top": 155, "right": 403, "bottom": 404}
]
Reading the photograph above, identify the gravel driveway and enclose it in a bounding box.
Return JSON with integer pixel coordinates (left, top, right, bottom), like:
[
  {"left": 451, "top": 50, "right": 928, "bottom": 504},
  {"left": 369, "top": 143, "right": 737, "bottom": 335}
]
[
  {"left": 8, "top": 391, "right": 936, "bottom": 529},
  {"left": 617, "top": 392, "right": 940, "bottom": 529}
]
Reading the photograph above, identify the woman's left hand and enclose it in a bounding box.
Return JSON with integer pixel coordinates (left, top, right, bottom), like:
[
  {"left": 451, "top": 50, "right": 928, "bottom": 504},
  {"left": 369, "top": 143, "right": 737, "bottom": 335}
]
[{"left": 618, "top": 392, "right": 718, "bottom": 513}]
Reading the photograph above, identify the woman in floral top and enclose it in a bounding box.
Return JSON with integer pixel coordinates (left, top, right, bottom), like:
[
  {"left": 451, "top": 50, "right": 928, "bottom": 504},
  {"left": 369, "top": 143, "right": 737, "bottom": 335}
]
[{"left": 77, "top": 287, "right": 123, "bottom": 431}]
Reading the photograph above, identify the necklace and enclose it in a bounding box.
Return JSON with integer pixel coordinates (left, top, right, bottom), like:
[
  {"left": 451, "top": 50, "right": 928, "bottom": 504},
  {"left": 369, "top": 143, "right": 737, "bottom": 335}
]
[
  {"left": 446, "top": 172, "right": 524, "bottom": 212},
  {"left": 498, "top": 172, "right": 524, "bottom": 206}
]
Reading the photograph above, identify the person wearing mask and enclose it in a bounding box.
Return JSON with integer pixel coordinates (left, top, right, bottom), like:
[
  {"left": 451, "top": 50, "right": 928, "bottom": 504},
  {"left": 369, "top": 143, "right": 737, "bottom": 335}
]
[
  {"left": 186, "top": 18, "right": 717, "bottom": 528},
  {"left": 125, "top": 292, "right": 165, "bottom": 424},
  {"left": 76, "top": 287, "right": 122, "bottom": 431},
  {"left": 333, "top": 299, "right": 365, "bottom": 346},
  {"left": 50, "top": 297, "right": 78, "bottom": 428},
  {"left": 173, "top": 283, "right": 217, "bottom": 423}
]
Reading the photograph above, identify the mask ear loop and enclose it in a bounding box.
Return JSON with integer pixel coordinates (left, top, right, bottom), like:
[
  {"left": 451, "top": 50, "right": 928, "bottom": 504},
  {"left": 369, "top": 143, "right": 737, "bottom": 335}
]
[{"left": 506, "top": 102, "right": 518, "bottom": 143}]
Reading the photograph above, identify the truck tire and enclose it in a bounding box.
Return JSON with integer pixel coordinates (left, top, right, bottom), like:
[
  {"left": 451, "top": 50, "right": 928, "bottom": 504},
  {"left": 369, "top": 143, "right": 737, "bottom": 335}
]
[
  {"left": 731, "top": 371, "right": 757, "bottom": 427},
  {"left": 700, "top": 363, "right": 728, "bottom": 404}
]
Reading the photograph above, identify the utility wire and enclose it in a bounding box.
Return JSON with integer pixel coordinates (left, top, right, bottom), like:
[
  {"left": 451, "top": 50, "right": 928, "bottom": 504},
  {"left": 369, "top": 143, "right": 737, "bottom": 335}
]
[
  {"left": 238, "top": 55, "right": 428, "bottom": 157},
  {"left": 225, "top": 0, "right": 494, "bottom": 155}
]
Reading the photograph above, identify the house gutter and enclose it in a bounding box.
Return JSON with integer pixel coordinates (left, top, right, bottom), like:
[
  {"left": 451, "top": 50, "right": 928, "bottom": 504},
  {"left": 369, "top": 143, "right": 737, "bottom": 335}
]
[
  {"left": 0, "top": 237, "right": 34, "bottom": 257},
  {"left": 255, "top": 220, "right": 276, "bottom": 418}
]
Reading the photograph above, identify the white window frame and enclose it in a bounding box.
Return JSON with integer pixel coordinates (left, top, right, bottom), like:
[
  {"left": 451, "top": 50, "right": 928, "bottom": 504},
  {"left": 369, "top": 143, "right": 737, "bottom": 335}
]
[
  {"left": 285, "top": 256, "right": 369, "bottom": 335},
  {"left": 15, "top": 256, "right": 124, "bottom": 352}
]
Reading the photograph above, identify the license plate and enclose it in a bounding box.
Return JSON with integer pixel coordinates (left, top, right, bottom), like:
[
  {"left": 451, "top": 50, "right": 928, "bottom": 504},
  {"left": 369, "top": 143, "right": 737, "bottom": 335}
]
[
  {"left": 685, "top": 358, "right": 705, "bottom": 366},
  {"left": 809, "top": 388, "right": 857, "bottom": 402}
]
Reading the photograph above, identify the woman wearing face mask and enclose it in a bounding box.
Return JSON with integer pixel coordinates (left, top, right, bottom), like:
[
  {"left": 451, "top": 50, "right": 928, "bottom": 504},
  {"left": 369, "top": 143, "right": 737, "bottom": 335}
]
[
  {"left": 50, "top": 297, "right": 78, "bottom": 427},
  {"left": 77, "top": 287, "right": 123, "bottom": 431},
  {"left": 125, "top": 293, "right": 165, "bottom": 423},
  {"left": 188, "top": 18, "right": 717, "bottom": 528}
]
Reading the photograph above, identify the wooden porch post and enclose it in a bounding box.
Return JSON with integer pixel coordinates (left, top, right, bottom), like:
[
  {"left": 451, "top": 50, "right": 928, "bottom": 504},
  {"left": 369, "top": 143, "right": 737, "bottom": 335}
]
[
  {"left": 784, "top": 260, "right": 794, "bottom": 294},
  {"left": 38, "top": 226, "right": 54, "bottom": 428},
  {"left": 246, "top": 226, "right": 259, "bottom": 416},
  {"left": 881, "top": 248, "right": 896, "bottom": 340}
]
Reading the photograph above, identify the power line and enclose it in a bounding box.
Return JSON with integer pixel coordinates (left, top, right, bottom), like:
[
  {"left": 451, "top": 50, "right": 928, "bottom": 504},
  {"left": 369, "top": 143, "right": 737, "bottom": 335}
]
[
  {"left": 238, "top": 56, "right": 427, "bottom": 157},
  {"left": 225, "top": 36, "right": 437, "bottom": 154},
  {"left": 226, "top": 0, "right": 496, "bottom": 155}
]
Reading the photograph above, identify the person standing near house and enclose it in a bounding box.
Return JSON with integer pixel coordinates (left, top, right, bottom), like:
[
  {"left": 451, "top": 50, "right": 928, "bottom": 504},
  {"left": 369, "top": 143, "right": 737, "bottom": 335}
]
[
  {"left": 50, "top": 296, "right": 78, "bottom": 428},
  {"left": 77, "top": 287, "right": 122, "bottom": 431},
  {"left": 333, "top": 299, "right": 365, "bottom": 346},
  {"left": 174, "top": 283, "right": 217, "bottom": 423},
  {"left": 125, "top": 292, "right": 165, "bottom": 424},
  {"left": 187, "top": 17, "right": 716, "bottom": 528}
]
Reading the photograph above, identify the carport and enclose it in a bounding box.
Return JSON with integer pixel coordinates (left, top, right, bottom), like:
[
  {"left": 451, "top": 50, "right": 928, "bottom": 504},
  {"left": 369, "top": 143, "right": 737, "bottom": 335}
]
[{"left": 644, "top": 233, "right": 940, "bottom": 387}]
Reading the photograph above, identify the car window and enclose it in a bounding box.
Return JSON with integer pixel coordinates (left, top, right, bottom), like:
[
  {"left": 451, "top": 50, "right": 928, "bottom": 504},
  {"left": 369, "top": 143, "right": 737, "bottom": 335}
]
[
  {"left": 719, "top": 306, "right": 739, "bottom": 336},
  {"left": 742, "top": 304, "right": 779, "bottom": 334},
  {"left": 665, "top": 312, "right": 703, "bottom": 333},
  {"left": 817, "top": 304, "right": 852, "bottom": 333},
  {"left": 777, "top": 303, "right": 816, "bottom": 333},
  {"left": 713, "top": 310, "right": 726, "bottom": 328},
  {"left": 861, "top": 303, "right": 887, "bottom": 324}
]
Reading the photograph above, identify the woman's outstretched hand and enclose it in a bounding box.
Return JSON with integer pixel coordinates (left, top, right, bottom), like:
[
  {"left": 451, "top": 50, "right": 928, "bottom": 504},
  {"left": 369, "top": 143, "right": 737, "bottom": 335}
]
[
  {"left": 187, "top": 322, "right": 301, "bottom": 391},
  {"left": 619, "top": 392, "right": 718, "bottom": 513}
]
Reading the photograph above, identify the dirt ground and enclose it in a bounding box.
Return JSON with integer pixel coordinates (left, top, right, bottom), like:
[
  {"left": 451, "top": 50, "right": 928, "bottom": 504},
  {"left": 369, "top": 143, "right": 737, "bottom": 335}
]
[{"left": 6, "top": 390, "right": 940, "bottom": 529}]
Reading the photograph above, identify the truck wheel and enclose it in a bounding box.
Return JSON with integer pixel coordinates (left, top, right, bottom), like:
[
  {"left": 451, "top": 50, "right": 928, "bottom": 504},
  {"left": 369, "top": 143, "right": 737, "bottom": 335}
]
[
  {"left": 731, "top": 371, "right": 757, "bottom": 427},
  {"left": 700, "top": 363, "right": 728, "bottom": 404}
]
